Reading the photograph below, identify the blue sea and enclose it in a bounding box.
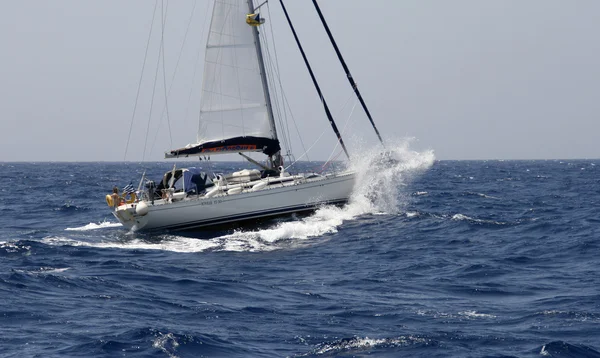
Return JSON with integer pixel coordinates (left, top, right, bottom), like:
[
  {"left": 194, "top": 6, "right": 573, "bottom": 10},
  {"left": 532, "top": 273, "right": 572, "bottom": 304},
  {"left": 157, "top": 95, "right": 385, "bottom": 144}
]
[{"left": 1, "top": 155, "right": 600, "bottom": 357}]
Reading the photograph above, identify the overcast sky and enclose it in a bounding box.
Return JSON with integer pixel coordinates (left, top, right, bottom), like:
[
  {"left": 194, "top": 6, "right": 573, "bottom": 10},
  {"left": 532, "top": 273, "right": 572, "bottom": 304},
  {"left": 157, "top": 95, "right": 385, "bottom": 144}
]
[{"left": 1, "top": 1, "right": 598, "bottom": 161}]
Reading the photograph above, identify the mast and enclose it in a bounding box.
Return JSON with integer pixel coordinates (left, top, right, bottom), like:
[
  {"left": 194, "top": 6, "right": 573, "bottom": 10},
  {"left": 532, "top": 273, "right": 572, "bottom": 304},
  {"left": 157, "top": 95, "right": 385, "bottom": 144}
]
[
  {"left": 247, "top": 0, "right": 282, "bottom": 168},
  {"left": 311, "top": 0, "right": 385, "bottom": 147},
  {"left": 278, "top": 0, "right": 350, "bottom": 160}
]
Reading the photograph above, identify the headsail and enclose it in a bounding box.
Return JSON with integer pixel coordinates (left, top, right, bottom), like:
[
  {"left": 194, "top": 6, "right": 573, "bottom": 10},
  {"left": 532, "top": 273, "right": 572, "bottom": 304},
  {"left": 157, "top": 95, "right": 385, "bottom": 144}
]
[{"left": 166, "top": 0, "right": 279, "bottom": 159}]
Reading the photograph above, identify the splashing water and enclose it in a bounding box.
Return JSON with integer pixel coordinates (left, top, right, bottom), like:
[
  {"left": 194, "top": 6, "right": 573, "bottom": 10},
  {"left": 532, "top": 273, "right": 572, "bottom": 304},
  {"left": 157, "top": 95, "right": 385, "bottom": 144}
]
[
  {"left": 347, "top": 141, "right": 435, "bottom": 215},
  {"left": 311, "top": 335, "right": 431, "bottom": 356},
  {"left": 152, "top": 332, "right": 180, "bottom": 358},
  {"left": 203, "top": 141, "right": 435, "bottom": 251},
  {"left": 42, "top": 235, "right": 220, "bottom": 253},
  {"left": 65, "top": 221, "right": 122, "bottom": 231}
]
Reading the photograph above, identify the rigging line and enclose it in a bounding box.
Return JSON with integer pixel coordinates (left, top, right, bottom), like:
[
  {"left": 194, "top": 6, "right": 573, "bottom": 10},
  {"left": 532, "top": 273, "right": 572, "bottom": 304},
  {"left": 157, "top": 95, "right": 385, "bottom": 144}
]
[
  {"left": 253, "top": 0, "right": 268, "bottom": 12},
  {"left": 201, "top": 84, "right": 265, "bottom": 100},
  {"left": 259, "top": 30, "right": 290, "bottom": 155},
  {"left": 258, "top": 25, "right": 286, "bottom": 144},
  {"left": 142, "top": 2, "right": 168, "bottom": 162},
  {"left": 269, "top": 70, "right": 310, "bottom": 162},
  {"left": 182, "top": 0, "right": 211, "bottom": 132},
  {"left": 265, "top": 4, "right": 289, "bottom": 136},
  {"left": 278, "top": 0, "right": 350, "bottom": 160},
  {"left": 285, "top": 89, "right": 358, "bottom": 170},
  {"left": 193, "top": 1, "right": 222, "bottom": 143},
  {"left": 160, "top": 0, "right": 173, "bottom": 149},
  {"left": 266, "top": 3, "right": 309, "bottom": 161},
  {"left": 263, "top": 34, "right": 293, "bottom": 160},
  {"left": 212, "top": 4, "right": 236, "bottom": 141},
  {"left": 312, "top": 0, "right": 385, "bottom": 148},
  {"left": 203, "top": 58, "right": 257, "bottom": 69},
  {"left": 146, "top": 1, "right": 172, "bottom": 158},
  {"left": 148, "top": 0, "right": 199, "bottom": 155},
  {"left": 267, "top": 65, "right": 310, "bottom": 162},
  {"left": 324, "top": 97, "right": 358, "bottom": 167},
  {"left": 231, "top": 3, "right": 245, "bottom": 138},
  {"left": 284, "top": 123, "right": 331, "bottom": 171},
  {"left": 320, "top": 149, "right": 343, "bottom": 173},
  {"left": 197, "top": 2, "right": 236, "bottom": 142},
  {"left": 123, "top": 0, "right": 159, "bottom": 161},
  {"left": 320, "top": 91, "right": 356, "bottom": 166},
  {"left": 288, "top": 99, "right": 356, "bottom": 171},
  {"left": 196, "top": 3, "right": 218, "bottom": 142},
  {"left": 335, "top": 92, "right": 357, "bottom": 121}
]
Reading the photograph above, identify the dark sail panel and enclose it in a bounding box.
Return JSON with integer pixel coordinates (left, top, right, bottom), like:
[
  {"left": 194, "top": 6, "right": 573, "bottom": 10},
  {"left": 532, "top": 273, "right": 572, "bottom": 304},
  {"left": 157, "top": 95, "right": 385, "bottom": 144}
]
[{"left": 165, "top": 137, "right": 281, "bottom": 158}]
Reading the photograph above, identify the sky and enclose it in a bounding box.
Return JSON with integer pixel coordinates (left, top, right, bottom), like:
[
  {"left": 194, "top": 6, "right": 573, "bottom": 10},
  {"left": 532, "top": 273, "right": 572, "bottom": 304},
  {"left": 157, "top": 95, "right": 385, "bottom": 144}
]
[{"left": 1, "top": 0, "right": 599, "bottom": 162}]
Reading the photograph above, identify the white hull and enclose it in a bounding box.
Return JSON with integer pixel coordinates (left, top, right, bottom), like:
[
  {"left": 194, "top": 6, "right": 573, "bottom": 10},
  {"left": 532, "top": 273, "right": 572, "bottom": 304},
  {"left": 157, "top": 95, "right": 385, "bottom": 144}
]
[{"left": 113, "top": 172, "right": 355, "bottom": 231}]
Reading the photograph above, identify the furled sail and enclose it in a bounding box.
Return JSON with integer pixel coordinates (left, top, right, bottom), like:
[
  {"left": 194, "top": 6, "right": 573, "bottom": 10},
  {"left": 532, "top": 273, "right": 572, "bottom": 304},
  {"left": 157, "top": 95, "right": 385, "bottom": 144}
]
[{"left": 166, "top": 0, "right": 279, "bottom": 158}]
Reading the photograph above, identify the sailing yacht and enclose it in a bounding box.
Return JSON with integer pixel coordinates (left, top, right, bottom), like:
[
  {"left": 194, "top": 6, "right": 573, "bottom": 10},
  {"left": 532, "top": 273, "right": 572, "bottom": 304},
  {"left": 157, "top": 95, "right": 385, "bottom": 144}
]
[{"left": 109, "top": 0, "right": 381, "bottom": 232}]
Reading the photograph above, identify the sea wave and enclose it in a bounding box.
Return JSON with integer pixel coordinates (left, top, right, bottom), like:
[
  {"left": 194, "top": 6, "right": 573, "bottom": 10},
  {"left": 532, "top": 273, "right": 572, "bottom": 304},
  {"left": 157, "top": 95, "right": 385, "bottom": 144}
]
[
  {"left": 304, "top": 335, "right": 431, "bottom": 356},
  {"left": 41, "top": 235, "right": 219, "bottom": 253},
  {"left": 65, "top": 221, "right": 122, "bottom": 231}
]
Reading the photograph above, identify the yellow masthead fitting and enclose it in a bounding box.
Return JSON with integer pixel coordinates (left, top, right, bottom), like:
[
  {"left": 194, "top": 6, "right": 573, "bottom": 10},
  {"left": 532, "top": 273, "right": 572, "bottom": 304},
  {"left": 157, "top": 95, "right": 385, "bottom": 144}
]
[{"left": 246, "top": 13, "right": 265, "bottom": 27}]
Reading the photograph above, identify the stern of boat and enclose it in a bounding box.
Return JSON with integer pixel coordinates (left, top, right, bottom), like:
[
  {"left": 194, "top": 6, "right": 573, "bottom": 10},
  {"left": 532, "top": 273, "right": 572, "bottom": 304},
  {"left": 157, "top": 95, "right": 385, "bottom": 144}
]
[{"left": 111, "top": 203, "right": 149, "bottom": 231}]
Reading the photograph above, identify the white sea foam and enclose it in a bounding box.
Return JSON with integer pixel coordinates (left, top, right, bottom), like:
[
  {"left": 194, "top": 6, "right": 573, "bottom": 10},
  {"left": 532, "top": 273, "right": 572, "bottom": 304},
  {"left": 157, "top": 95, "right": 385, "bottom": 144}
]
[
  {"left": 417, "top": 309, "right": 496, "bottom": 320},
  {"left": 316, "top": 337, "right": 387, "bottom": 354},
  {"left": 65, "top": 221, "right": 122, "bottom": 231},
  {"left": 0, "top": 241, "right": 31, "bottom": 253},
  {"left": 459, "top": 310, "right": 497, "bottom": 319},
  {"left": 152, "top": 332, "right": 180, "bottom": 358},
  {"left": 14, "top": 267, "right": 71, "bottom": 275},
  {"left": 42, "top": 236, "right": 219, "bottom": 253},
  {"left": 314, "top": 335, "right": 429, "bottom": 355},
  {"left": 536, "top": 310, "right": 599, "bottom": 322},
  {"left": 540, "top": 310, "right": 564, "bottom": 315},
  {"left": 451, "top": 213, "right": 507, "bottom": 226},
  {"left": 469, "top": 192, "right": 500, "bottom": 199},
  {"left": 210, "top": 204, "right": 366, "bottom": 252},
  {"left": 452, "top": 213, "right": 475, "bottom": 221},
  {"left": 38, "top": 267, "right": 70, "bottom": 273}
]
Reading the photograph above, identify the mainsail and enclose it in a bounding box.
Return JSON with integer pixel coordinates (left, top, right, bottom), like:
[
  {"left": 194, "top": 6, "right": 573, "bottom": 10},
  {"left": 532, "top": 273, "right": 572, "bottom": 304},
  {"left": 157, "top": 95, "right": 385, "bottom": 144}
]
[{"left": 166, "top": 0, "right": 280, "bottom": 158}]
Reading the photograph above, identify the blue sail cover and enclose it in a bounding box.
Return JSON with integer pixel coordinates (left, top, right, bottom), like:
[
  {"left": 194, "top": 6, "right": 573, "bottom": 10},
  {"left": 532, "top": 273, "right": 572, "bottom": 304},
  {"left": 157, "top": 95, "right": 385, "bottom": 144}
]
[{"left": 180, "top": 168, "right": 213, "bottom": 194}]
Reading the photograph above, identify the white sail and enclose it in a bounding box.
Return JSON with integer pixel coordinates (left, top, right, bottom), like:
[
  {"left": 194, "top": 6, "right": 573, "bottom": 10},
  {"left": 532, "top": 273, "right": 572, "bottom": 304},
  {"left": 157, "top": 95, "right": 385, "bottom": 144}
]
[{"left": 199, "top": 0, "right": 271, "bottom": 144}]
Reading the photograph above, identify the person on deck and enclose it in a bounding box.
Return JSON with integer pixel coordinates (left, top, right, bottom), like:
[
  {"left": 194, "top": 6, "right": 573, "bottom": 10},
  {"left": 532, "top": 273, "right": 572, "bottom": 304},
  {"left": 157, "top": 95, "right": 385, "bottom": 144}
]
[{"left": 111, "top": 186, "right": 122, "bottom": 208}]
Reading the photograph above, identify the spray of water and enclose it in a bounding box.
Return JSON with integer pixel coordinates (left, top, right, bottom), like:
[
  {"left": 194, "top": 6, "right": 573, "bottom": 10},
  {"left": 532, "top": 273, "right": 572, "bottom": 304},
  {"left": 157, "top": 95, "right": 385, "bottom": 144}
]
[
  {"left": 347, "top": 139, "right": 435, "bottom": 215},
  {"left": 65, "top": 221, "right": 122, "bottom": 231}
]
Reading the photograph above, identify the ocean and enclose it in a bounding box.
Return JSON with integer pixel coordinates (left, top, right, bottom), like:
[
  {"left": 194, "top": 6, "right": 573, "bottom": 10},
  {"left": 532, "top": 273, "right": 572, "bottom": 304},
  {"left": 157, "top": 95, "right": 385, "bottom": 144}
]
[{"left": 1, "top": 151, "right": 599, "bottom": 357}]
